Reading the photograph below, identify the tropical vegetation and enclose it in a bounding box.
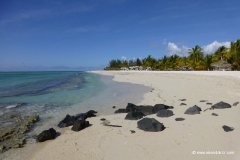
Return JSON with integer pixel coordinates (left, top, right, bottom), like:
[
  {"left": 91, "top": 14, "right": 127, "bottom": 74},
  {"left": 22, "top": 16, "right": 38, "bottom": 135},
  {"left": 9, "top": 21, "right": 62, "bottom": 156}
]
[{"left": 105, "top": 39, "right": 240, "bottom": 71}]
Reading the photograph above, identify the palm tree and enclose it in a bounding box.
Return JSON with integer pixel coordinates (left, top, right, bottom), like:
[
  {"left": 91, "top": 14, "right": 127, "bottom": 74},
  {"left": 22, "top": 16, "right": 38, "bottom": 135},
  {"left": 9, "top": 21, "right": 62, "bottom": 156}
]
[
  {"left": 214, "top": 46, "right": 229, "bottom": 61},
  {"left": 202, "top": 54, "right": 213, "bottom": 70},
  {"left": 228, "top": 40, "right": 240, "bottom": 70},
  {"left": 188, "top": 45, "right": 203, "bottom": 69},
  {"left": 136, "top": 58, "right": 142, "bottom": 66},
  {"left": 143, "top": 55, "right": 156, "bottom": 69}
]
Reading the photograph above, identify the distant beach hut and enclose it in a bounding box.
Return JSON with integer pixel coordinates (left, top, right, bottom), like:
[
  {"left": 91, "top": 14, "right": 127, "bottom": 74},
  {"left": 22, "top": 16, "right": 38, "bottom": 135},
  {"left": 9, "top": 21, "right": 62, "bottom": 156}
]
[
  {"left": 179, "top": 65, "right": 189, "bottom": 71},
  {"left": 120, "top": 67, "right": 128, "bottom": 71},
  {"left": 211, "top": 58, "right": 231, "bottom": 71},
  {"left": 145, "top": 67, "right": 152, "bottom": 71}
]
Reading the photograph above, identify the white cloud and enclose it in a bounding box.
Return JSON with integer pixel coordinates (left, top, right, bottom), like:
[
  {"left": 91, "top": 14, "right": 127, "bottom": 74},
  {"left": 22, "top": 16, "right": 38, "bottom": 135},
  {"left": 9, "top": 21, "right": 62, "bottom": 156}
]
[
  {"left": 121, "top": 56, "right": 127, "bottom": 60},
  {"left": 202, "top": 41, "right": 230, "bottom": 54},
  {"left": 166, "top": 41, "right": 231, "bottom": 57},
  {"left": 167, "top": 42, "right": 189, "bottom": 57}
]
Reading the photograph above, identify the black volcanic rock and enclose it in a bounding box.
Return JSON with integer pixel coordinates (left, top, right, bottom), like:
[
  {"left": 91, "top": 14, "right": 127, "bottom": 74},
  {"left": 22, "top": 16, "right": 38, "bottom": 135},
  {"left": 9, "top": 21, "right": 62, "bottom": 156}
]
[
  {"left": 184, "top": 105, "right": 202, "bottom": 115},
  {"left": 175, "top": 118, "right": 185, "bottom": 121},
  {"left": 152, "top": 104, "right": 174, "bottom": 113},
  {"left": 138, "top": 105, "right": 154, "bottom": 115},
  {"left": 114, "top": 108, "right": 128, "bottom": 113},
  {"left": 180, "top": 103, "right": 187, "bottom": 106},
  {"left": 37, "top": 128, "right": 56, "bottom": 142},
  {"left": 57, "top": 114, "right": 77, "bottom": 128},
  {"left": 156, "top": 109, "right": 174, "bottom": 117},
  {"left": 126, "top": 103, "right": 139, "bottom": 112},
  {"left": 211, "top": 101, "right": 231, "bottom": 109},
  {"left": 233, "top": 102, "right": 239, "bottom": 106},
  {"left": 58, "top": 110, "right": 97, "bottom": 128},
  {"left": 137, "top": 118, "right": 165, "bottom": 132},
  {"left": 71, "top": 119, "right": 89, "bottom": 132},
  {"left": 212, "top": 113, "right": 218, "bottom": 116},
  {"left": 76, "top": 110, "right": 97, "bottom": 120},
  {"left": 125, "top": 111, "right": 145, "bottom": 120},
  {"left": 222, "top": 125, "right": 234, "bottom": 132},
  {"left": 206, "top": 102, "right": 212, "bottom": 105}
]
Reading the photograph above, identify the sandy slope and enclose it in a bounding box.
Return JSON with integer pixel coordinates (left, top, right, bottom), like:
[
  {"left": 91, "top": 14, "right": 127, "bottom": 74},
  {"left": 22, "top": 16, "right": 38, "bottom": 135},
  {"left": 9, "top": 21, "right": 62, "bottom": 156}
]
[{"left": 29, "top": 71, "right": 240, "bottom": 160}]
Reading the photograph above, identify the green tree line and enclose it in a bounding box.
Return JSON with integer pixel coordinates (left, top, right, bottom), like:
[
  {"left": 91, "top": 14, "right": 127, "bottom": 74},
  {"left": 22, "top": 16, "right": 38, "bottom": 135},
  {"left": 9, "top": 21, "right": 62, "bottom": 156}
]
[{"left": 105, "top": 39, "right": 240, "bottom": 71}]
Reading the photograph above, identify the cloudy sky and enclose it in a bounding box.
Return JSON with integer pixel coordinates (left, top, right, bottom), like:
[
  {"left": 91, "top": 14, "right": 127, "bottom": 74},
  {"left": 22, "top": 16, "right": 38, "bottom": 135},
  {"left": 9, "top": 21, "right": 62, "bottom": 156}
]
[{"left": 0, "top": 0, "right": 239, "bottom": 71}]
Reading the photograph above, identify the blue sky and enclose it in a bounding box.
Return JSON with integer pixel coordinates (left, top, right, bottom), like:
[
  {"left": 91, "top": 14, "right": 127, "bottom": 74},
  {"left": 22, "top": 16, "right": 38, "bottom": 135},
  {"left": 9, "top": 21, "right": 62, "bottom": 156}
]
[{"left": 0, "top": 0, "right": 240, "bottom": 71}]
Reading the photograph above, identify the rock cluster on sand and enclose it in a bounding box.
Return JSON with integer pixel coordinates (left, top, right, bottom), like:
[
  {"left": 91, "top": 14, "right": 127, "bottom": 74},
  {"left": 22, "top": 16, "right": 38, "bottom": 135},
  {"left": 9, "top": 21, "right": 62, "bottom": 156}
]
[
  {"left": 115, "top": 103, "right": 174, "bottom": 116},
  {"left": 0, "top": 112, "right": 39, "bottom": 152},
  {"left": 120, "top": 103, "right": 174, "bottom": 120},
  {"left": 37, "top": 128, "right": 57, "bottom": 142},
  {"left": 137, "top": 118, "right": 165, "bottom": 132},
  {"left": 58, "top": 110, "right": 97, "bottom": 128}
]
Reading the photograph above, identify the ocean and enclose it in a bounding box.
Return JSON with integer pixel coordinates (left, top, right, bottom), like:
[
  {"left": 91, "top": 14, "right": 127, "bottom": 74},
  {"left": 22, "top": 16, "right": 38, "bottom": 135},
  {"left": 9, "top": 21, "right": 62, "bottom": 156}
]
[{"left": 0, "top": 71, "right": 149, "bottom": 159}]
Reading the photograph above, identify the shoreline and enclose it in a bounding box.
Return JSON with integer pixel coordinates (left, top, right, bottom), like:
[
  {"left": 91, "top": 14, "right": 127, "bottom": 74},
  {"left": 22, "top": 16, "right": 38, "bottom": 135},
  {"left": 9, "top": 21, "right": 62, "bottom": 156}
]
[{"left": 17, "top": 71, "right": 240, "bottom": 159}]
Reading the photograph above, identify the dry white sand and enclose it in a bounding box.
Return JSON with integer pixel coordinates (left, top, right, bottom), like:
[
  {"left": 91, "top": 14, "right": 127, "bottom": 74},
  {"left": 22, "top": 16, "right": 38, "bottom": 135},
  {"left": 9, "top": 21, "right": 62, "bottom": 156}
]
[{"left": 28, "top": 71, "right": 240, "bottom": 160}]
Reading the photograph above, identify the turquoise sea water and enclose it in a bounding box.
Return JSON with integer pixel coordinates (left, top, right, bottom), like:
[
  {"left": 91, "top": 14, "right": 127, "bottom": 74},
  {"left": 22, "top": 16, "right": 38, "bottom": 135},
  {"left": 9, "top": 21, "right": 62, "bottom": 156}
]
[
  {"left": 0, "top": 71, "right": 104, "bottom": 106},
  {"left": 0, "top": 71, "right": 150, "bottom": 134},
  {"left": 0, "top": 71, "right": 150, "bottom": 159}
]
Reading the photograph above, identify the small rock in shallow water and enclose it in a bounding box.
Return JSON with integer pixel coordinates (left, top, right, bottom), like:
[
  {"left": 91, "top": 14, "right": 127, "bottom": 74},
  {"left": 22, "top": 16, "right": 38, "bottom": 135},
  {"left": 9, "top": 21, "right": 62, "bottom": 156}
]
[
  {"left": 100, "top": 118, "right": 106, "bottom": 121},
  {"left": 206, "top": 102, "right": 212, "bottom": 105},
  {"left": 212, "top": 113, "right": 218, "bottom": 116},
  {"left": 112, "top": 106, "right": 116, "bottom": 109},
  {"left": 200, "top": 100, "right": 207, "bottom": 102},
  {"left": 179, "top": 99, "right": 186, "bottom": 101},
  {"left": 222, "top": 125, "right": 234, "bottom": 132}
]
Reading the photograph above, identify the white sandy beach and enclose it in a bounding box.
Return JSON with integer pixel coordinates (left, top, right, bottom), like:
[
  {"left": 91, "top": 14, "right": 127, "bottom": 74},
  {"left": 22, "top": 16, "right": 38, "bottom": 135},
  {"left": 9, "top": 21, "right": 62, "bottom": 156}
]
[{"left": 27, "top": 71, "right": 240, "bottom": 160}]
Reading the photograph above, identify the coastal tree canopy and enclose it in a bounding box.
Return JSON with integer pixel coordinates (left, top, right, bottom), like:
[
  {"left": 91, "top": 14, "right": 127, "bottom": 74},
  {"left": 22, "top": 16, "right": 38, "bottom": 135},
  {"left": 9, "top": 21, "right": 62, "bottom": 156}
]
[{"left": 105, "top": 39, "right": 240, "bottom": 71}]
